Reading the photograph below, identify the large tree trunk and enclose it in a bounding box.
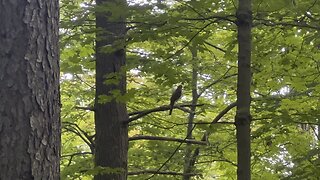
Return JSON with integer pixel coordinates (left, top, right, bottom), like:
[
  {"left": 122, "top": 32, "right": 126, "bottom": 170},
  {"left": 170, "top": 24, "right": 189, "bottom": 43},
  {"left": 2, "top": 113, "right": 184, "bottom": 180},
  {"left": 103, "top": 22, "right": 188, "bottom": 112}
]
[
  {"left": 0, "top": 1, "right": 60, "bottom": 179},
  {"left": 235, "top": 0, "right": 252, "bottom": 180},
  {"left": 94, "top": 0, "right": 128, "bottom": 179}
]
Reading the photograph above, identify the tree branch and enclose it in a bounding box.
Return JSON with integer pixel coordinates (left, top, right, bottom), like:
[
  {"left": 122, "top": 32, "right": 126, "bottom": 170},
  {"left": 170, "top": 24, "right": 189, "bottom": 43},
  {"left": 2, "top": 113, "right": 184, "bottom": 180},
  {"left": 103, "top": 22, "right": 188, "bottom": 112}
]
[
  {"left": 129, "top": 135, "right": 207, "bottom": 145},
  {"left": 127, "top": 104, "right": 204, "bottom": 123},
  {"left": 75, "top": 106, "right": 95, "bottom": 111},
  {"left": 254, "top": 18, "right": 320, "bottom": 30},
  {"left": 145, "top": 102, "right": 237, "bottom": 179},
  {"left": 204, "top": 41, "right": 227, "bottom": 53},
  {"left": 128, "top": 170, "right": 200, "bottom": 176},
  {"left": 188, "top": 102, "right": 237, "bottom": 169},
  {"left": 62, "top": 122, "right": 95, "bottom": 152}
]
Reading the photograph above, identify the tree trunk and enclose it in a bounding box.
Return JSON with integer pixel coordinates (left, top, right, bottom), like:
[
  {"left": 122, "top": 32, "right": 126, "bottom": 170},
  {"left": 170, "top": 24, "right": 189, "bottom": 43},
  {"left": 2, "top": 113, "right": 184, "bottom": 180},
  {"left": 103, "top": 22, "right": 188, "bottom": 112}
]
[
  {"left": 94, "top": 0, "right": 128, "bottom": 179},
  {"left": 183, "top": 47, "right": 198, "bottom": 180},
  {"left": 0, "top": 1, "right": 60, "bottom": 179},
  {"left": 235, "top": 1, "right": 252, "bottom": 180}
]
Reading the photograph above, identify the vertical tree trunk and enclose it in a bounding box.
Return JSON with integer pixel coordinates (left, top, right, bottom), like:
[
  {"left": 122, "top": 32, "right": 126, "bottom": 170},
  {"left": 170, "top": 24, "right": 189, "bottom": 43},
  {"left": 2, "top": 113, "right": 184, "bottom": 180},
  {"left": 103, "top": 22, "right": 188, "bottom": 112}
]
[
  {"left": 94, "top": 0, "right": 128, "bottom": 179},
  {"left": 235, "top": 1, "right": 252, "bottom": 180},
  {"left": 183, "top": 47, "right": 198, "bottom": 180},
  {"left": 318, "top": 117, "right": 320, "bottom": 164},
  {"left": 0, "top": 1, "right": 60, "bottom": 179}
]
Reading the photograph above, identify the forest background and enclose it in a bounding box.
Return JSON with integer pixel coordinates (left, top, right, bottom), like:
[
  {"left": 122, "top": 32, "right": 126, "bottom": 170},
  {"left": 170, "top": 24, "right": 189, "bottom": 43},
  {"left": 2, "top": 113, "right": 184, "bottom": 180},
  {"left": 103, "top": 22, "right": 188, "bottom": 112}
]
[{"left": 58, "top": 0, "right": 320, "bottom": 179}]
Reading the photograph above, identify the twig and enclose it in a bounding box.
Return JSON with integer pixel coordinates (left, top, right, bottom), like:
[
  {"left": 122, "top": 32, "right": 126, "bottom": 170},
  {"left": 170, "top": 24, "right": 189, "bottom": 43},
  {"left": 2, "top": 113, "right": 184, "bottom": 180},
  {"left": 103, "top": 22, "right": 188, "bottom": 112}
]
[
  {"left": 163, "top": 22, "right": 214, "bottom": 61},
  {"left": 204, "top": 41, "right": 227, "bottom": 53},
  {"left": 197, "top": 68, "right": 237, "bottom": 98},
  {"left": 62, "top": 122, "right": 95, "bottom": 152}
]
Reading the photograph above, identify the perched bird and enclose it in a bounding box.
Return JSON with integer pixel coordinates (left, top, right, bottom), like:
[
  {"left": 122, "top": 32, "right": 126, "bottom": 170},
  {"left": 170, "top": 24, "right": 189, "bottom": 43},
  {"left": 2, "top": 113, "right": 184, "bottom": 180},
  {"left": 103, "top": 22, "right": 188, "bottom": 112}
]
[{"left": 169, "top": 85, "right": 182, "bottom": 115}]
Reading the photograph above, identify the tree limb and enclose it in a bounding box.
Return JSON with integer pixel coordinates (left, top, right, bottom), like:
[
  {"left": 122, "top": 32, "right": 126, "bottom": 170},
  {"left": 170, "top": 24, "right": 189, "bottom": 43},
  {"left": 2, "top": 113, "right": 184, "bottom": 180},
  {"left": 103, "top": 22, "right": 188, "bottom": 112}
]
[
  {"left": 254, "top": 18, "right": 320, "bottom": 30},
  {"left": 128, "top": 170, "right": 201, "bottom": 176},
  {"left": 127, "top": 104, "right": 204, "bottom": 123},
  {"left": 129, "top": 135, "right": 207, "bottom": 145},
  {"left": 75, "top": 106, "right": 95, "bottom": 111}
]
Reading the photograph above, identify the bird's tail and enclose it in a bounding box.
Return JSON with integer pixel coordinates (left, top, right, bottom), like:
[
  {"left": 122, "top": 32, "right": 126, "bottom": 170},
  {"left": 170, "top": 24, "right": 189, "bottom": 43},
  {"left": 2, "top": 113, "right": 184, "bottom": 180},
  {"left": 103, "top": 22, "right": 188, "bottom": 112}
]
[{"left": 169, "top": 103, "right": 174, "bottom": 115}]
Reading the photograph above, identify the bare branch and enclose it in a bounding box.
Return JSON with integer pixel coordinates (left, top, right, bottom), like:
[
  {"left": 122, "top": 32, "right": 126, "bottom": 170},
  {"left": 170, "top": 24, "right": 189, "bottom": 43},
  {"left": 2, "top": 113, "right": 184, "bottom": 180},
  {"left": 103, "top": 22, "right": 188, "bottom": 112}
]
[
  {"left": 129, "top": 135, "right": 207, "bottom": 145},
  {"left": 61, "top": 152, "right": 92, "bottom": 158},
  {"left": 254, "top": 18, "right": 320, "bottom": 30},
  {"left": 75, "top": 106, "right": 95, "bottom": 111},
  {"left": 204, "top": 41, "right": 227, "bottom": 53},
  {"left": 128, "top": 170, "right": 200, "bottom": 176},
  {"left": 196, "top": 159, "right": 237, "bottom": 166},
  {"left": 127, "top": 104, "right": 204, "bottom": 123},
  {"left": 183, "top": 15, "right": 236, "bottom": 23}
]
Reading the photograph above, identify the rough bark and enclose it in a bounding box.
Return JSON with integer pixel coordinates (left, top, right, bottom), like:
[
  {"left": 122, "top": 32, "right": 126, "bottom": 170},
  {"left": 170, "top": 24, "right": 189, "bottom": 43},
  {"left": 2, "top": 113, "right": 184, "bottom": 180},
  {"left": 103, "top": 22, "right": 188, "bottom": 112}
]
[
  {"left": 235, "top": 1, "right": 252, "bottom": 180},
  {"left": 94, "top": 0, "right": 128, "bottom": 179},
  {"left": 0, "top": 0, "right": 60, "bottom": 179}
]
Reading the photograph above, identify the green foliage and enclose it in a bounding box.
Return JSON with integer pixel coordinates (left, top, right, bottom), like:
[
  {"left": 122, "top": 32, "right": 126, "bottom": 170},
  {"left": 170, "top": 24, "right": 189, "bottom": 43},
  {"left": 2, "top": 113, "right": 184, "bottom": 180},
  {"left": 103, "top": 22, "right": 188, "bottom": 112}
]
[
  {"left": 60, "top": 0, "right": 320, "bottom": 179},
  {"left": 61, "top": 155, "right": 94, "bottom": 179}
]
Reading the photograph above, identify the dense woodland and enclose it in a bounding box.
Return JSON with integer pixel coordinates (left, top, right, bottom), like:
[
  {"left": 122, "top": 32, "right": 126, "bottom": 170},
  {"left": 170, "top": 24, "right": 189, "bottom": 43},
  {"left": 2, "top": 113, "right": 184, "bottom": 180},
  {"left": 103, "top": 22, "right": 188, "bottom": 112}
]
[
  {"left": 59, "top": 0, "right": 320, "bottom": 179},
  {"left": 0, "top": 0, "right": 319, "bottom": 179}
]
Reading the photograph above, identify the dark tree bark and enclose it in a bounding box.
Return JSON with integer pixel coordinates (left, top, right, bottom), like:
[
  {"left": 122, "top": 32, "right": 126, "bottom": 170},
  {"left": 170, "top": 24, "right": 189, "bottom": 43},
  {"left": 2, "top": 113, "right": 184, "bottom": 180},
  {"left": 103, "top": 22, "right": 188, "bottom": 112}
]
[
  {"left": 0, "top": 0, "right": 60, "bottom": 179},
  {"left": 94, "top": 0, "right": 128, "bottom": 179},
  {"left": 235, "top": 1, "right": 252, "bottom": 180}
]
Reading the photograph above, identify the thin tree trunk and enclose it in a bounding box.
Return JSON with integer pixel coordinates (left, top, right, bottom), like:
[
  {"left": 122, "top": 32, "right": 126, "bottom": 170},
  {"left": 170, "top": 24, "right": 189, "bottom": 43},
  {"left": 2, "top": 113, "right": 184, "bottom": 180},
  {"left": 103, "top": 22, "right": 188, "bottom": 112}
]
[
  {"left": 0, "top": 1, "right": 60, "bottom": 179},
  {"left": 94, "top": 0, "right": 128, "bottom": 179},
  {"left": 235, "top": 1, "right": 252, "bottom": 180},
  {"left": 317, "top": 115, "right": 320, "bottom": 164},
  {"left": 183, "top": 47, "right": 198, "bottom": 180}
]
